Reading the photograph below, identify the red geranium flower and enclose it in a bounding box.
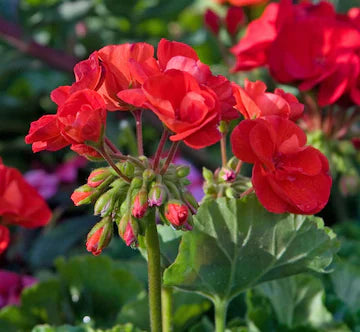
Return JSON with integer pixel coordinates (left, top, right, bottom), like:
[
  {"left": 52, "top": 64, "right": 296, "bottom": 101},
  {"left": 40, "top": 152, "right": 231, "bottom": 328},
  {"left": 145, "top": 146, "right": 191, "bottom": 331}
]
[
  {"left": 231, "top": 116, "right": 331, "bottom": 214},
  {"left": 233, "top": 79, "right": 303, "bottom": 120},
  {"left": 126, "top": 70, "right": 222, "bottom": 149},
  {"left": 120, "top": 39, "right": 238, "bottom": 121}
]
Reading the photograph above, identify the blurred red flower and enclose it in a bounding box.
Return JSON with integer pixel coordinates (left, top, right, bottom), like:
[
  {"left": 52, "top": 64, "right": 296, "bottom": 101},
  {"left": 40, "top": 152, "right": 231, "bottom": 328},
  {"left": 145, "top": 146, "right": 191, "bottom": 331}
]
[
  {"left": 0, "top": 161, "right": 52, "bottom": 254},
  {"left": 231, "top": 0, "right": 360, "bottom": 106}
]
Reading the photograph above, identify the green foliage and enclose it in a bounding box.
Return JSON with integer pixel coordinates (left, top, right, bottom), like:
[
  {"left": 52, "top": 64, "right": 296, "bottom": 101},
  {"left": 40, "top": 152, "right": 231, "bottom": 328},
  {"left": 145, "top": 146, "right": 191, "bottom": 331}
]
[
  {"left": 31, "top": 323, "right": 145, "bottom": 332},
  {"left": 0, "top": 256, "right": 144, "bottom": 331},
  {"left": 164, "top": 196, "right": 339, "bottom": 302}
]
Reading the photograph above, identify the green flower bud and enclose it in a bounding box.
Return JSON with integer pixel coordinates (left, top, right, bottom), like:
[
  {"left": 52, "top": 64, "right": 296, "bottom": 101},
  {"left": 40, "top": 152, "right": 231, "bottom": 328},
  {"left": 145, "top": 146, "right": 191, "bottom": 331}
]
[
  {"left": 143, "top": 168, "right": 156, "bottom": 183},
  {"left": 148, "top": 183, "right": 167, "bottom": 207},
  {"left": 176, "top": 165, "right": 190, "bottom": 178},
  {"left": 202, "top": 167, "right": 214, "bottom": 182},
  {"left": 94, "top": 190, "right": 117, "bottom": 217},
  {"left": 119, "top": 161, "right": 135, "bottom": 178}
]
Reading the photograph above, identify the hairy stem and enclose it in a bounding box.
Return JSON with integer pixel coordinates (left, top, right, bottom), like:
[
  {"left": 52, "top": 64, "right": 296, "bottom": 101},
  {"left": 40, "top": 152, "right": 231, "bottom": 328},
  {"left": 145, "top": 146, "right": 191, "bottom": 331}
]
[
  {"left": 162, "top": 286, "right": 173, "bottom": 332},
  {"left": 145, "top": 210, "right": 163, "bottom": 332}
]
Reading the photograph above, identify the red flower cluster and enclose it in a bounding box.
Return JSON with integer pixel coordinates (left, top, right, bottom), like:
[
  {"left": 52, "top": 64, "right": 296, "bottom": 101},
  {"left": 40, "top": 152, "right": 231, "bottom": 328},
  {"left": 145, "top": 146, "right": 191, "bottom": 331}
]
[
  {"left": 26, "top": 39, "right": 236, "bottom": 152},
  {"left": 231, "top": 0, "right": 360, "bottom": 106},
  {"left": 0, "top": 161, "right": 52, "bottom": 254},
  {"left": 231, "top": 116, "right": 331, "bottom": 214}
]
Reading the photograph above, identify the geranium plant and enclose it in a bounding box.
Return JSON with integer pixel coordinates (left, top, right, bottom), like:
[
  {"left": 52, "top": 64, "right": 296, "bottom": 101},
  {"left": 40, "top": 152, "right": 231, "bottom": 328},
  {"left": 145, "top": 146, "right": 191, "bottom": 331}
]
[{"left": 23, "top": 34, "right": 340, "bottom": 332}]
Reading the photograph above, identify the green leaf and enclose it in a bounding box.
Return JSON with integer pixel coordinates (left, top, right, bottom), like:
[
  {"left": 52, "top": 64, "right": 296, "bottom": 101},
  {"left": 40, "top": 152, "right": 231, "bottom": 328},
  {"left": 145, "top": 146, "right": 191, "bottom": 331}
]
[
  {"left": 257, "top": 274, "right": 332, "bottom": 328},
  {"left": 29, "top": 216, "right": 98, "bottom": 269},
  {"left": 331, "top": 260, "right": 360, "bottom": 313},
  {"left": 116, "top": 290, "right": 211, "bottom": 331},
  {"left": 164, "top": 196, "right": 339, "bottom": 302},
  {"left": 31, "top": 323, "right": 145, "bottom": 332},
  {"left": 55, "top": 255, "right": 144, "bottom": 327}
]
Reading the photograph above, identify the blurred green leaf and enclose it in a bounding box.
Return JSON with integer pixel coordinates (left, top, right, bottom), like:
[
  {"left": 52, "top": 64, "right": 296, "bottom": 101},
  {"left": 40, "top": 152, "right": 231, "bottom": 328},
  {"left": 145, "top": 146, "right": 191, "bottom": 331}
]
[
  {"left": 257, "top": 274, "right": 332, "bottom": 328},
  {"left": 29, "top": 216, "right": 98, "bottom": 269}
]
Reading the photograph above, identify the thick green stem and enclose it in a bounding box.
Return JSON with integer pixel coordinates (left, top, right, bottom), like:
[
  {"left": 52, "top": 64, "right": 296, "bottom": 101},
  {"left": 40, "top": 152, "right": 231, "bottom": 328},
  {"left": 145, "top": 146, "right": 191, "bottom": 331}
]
[
  {"left": 214, "top": 298, "right": 228, "bottom": 332},
  {"left": 162, "top": 286, "right": 173, "bottom": 332},
  {"left": 145, "top": 211, "right": 163, "bottom": 332}
]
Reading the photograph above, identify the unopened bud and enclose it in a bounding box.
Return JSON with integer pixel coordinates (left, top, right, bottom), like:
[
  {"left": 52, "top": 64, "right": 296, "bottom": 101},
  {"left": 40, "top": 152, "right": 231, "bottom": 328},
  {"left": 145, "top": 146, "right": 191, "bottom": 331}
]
[
  {"left": 118, "top": 214, "right": 139, "bottom": 248},
  {"left": 219, "top": 168, "right": 236, "bottom": 182},
  {"left": 225, "top": 187, "right": 236, "bottom": 198},
  {"left": 176, "top": 165, "right": 190, "bottom": 178},
  {"left": 87, "top": 167, "right": 110, "bottom": 188},
  {"left": 165, "top": 200, "right": 189, "bottom": 228},
  {"left": 227, "top": 156, "right": 239, "bottom": 170},
  {"left": 123, "top": 222, "right": 138, "bottom": 248},
  {"left": 143, "top": 169, "right": 156, "bottom": 183},
  {"left": 131, "top": 177, "right": 143, "bottom": 190},
  {"left": 225, "top": 6, "right": 245, "bottom": 36},
  {"left": 132, "top": 189, "right": 148, "bottom": 219},
  {"left": 94, "top": 190, "right": 115, "bottom": 217},
  {"left": 86, "top": 220, "right": 113, "bottom": 256},
  {"left": 204, "top": 9, "right": 221, "bottom": 35},
  {"left": 71, "top": 184, "right": 95, "bottom": 206},
  {"left": 202, "top": 167, "right": 214, "bottom": 182},
  {"left": 148, "top": 183, "right": 167, "bottom": 207},
  {"left": 183, "top": 191, "right": 199, "bottom": 210},
  {"left": 119, "top": 161, "right": 135, "bottom": 178}
]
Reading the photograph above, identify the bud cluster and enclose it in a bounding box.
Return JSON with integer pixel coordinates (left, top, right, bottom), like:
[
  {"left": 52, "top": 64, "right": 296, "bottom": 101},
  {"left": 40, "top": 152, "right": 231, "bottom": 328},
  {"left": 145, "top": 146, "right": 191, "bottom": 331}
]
[
  {"left": 71, "top": 157, "right": 198, "bottom": 255},
  {"left": 202, "top": 157, "right": 252, "bottom": 203}
]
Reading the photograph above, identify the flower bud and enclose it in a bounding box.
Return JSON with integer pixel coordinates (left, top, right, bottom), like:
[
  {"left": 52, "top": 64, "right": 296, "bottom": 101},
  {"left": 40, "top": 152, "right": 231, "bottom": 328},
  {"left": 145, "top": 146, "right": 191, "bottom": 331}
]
[
  {"left": 143, "top": 169, "right": 156, "bottom": 183},
  {"left": 132, "top": 189, "right": 148, "bottom": 219},
  {"left": 219, "top": 168, "right": 236, "bottom": 182},
  {"left": 123, "top": 222, "right": 138, "bottom": 248},
  {"left": 225, "top": 6, "right": 245, "bottom": 36},
  {"left": 119, "top": 161, "right": 135, "bottom": 178},
  {"left": 176, "top": 165, "right": 190, "bottom": 178},
  {"left": 225, "top": 187, "right": 236, "bottom": 198},
  {"left": 165, "top": 200, "right": 189, "bottom": 228},
  {"left": 87, "top": 167, "right": 110, "bottom": 188},
  {"left": 131, "top": 177, "right": 143, "bottom": 190},
  {"left": 227, "top": 156, "right": 239, "bottom": 170},
  {"left": 94, "top": 190, "right": 115, "bottom": 217},
  {"left": 182, "top": 191, "right": 199, "bottom": 211},
  {"left": 118, "top": 214, "right": 139, "bottom": 248},
  {"left": 71, "top": 184, "right": 95, "bottom": 206},
  {"left": 204, "top": 9, "right": 221, "bottom": 35},
  {"left": 202, "top": 167, "right": 214, "bottom": 182},
  {"left": 148, "top": 183, "right": 167, "bottom": 207},
  {"left": 86, "top": 220, "right": 113, "bottom": 256}
]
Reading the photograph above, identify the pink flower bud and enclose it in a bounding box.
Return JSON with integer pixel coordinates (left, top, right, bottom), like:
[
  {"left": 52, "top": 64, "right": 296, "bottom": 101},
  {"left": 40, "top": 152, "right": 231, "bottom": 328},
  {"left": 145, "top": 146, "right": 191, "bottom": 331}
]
[
  {"left": 86, "top": 222, "right": 112, "bottom": 256},
  {"left": 220, "top": 168, "right": 236, "bottom": 182},
  {"left": 165, "top": 201, "right": 189, "bottom": 228},
  {"left": 148, "top": 184, "right": 167, "bottom": 207},
  {"left": 86, "top": 227, "right": 104, "bottom": 256},
  {"left": 132, "top": 190, "right": 148, "bottom": 218},
  {"left": 124, "top": 223, "right": 137, "bottom": 247},
  {"left": 204, "top": 9, "right": 221, "bottom": 35},
  {"left": 225, "top": 6, "right": 245, "bottom": 36}
]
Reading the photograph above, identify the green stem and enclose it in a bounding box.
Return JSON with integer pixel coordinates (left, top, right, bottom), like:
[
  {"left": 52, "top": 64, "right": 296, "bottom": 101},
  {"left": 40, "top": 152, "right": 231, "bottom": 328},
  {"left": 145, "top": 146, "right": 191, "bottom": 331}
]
[
  {"left": 145, "top": 211, "right": 163, "bottom": 332},
  {"left": 162, "top": 286, "right": 173, "bottom": 332},
  {"left": 214, "top": 298, "right": 228, "bottom": 332}
]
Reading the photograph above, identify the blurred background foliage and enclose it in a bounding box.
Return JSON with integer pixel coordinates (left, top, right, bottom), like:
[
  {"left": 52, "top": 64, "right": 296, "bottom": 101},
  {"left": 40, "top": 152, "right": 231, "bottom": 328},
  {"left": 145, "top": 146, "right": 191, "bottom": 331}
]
[{"left": 1, "top": 0, "right": 360, "bottom": 331}]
